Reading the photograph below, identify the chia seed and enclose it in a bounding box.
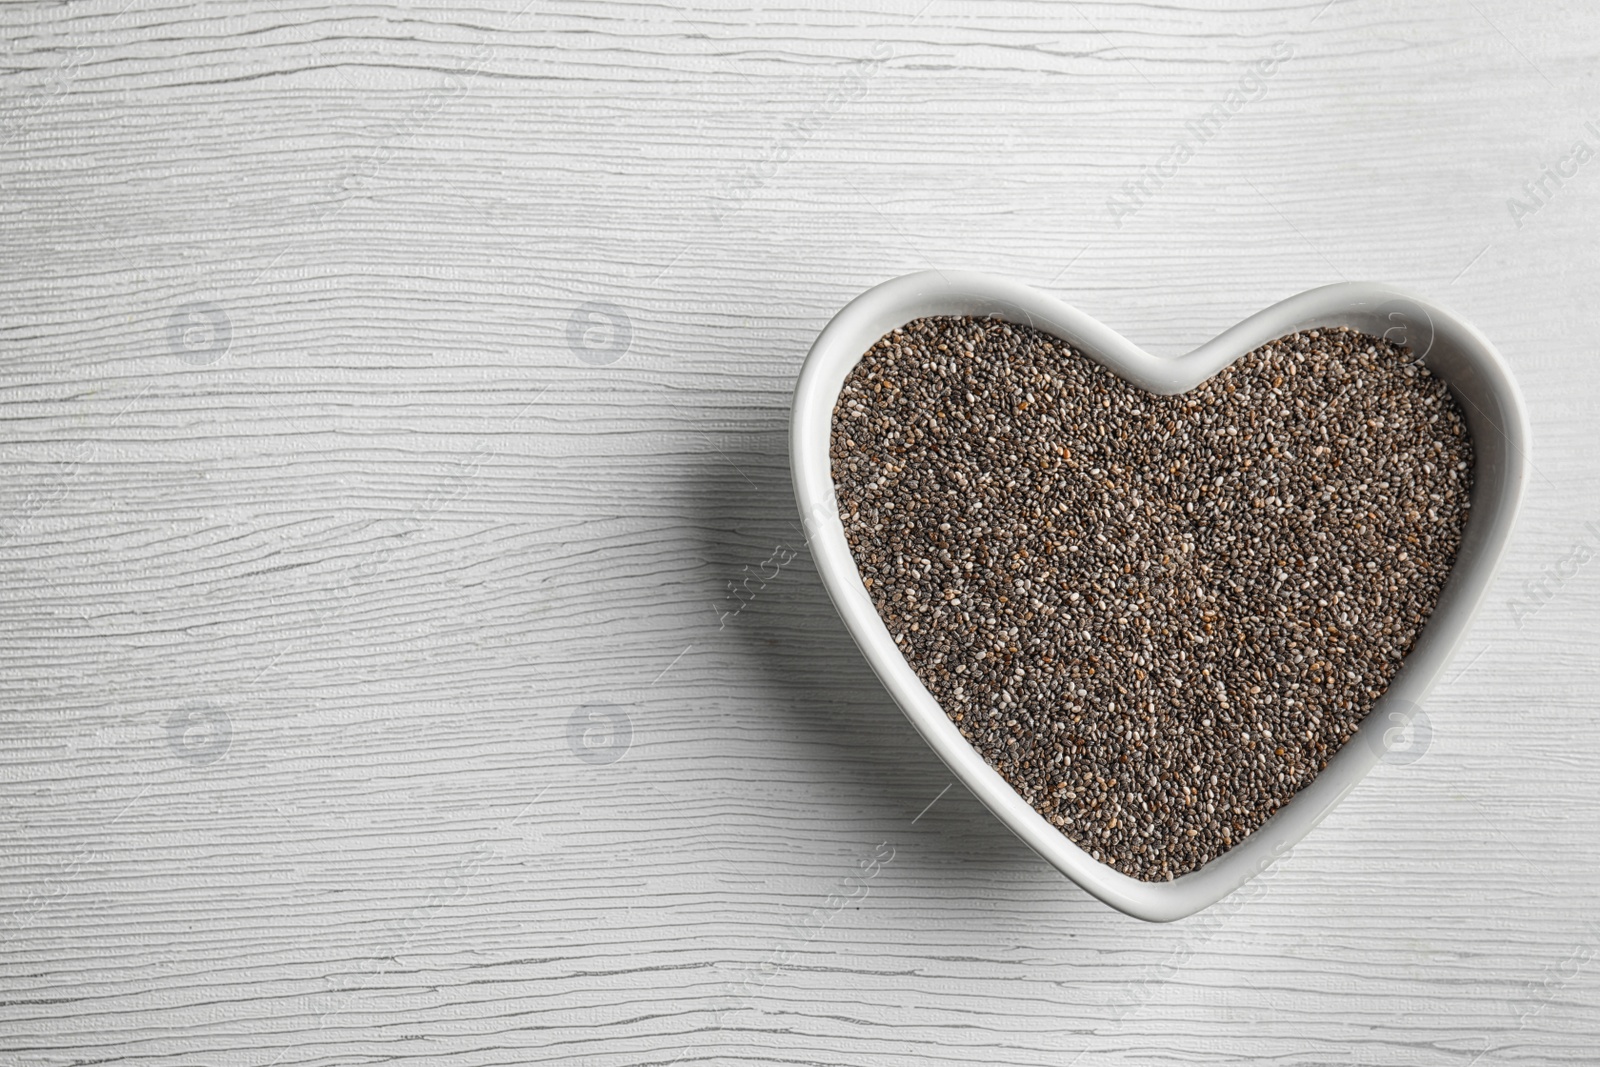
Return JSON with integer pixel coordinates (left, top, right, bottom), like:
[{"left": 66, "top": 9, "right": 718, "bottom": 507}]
[{"left": 830, "top": 316, "right": 1473, "bottom": 881}]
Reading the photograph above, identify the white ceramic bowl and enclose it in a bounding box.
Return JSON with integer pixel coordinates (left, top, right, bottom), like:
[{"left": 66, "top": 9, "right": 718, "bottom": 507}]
[{"left": 790, "top": 270, "right": 1529, "bottom": 922}]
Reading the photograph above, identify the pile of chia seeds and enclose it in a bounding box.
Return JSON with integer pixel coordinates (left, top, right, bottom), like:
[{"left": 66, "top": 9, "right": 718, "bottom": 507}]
[{"left": 830, "top": 316, "right": 1473, "bottom": 881}]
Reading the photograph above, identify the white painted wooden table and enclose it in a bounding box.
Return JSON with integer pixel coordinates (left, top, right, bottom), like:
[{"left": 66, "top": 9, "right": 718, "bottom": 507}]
[{"left": 3, "top": 1, "right": 1597, "bottom": 1063}]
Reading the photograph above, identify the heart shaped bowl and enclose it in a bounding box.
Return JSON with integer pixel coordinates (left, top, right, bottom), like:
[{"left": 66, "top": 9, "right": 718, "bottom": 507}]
[{"left": 791, "top": 270, "right": 1529, "bottom": 922}]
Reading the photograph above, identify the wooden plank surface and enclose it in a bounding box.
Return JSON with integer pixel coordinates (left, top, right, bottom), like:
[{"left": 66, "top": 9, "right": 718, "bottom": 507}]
[{"left": 2, "top": 1, "right": 1597, "bottom": 1063}]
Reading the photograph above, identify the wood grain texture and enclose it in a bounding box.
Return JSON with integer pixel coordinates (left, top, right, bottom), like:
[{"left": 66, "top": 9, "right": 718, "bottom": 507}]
[{"left": 2, "top": 0, "right": 1598, "bottom": 1063}]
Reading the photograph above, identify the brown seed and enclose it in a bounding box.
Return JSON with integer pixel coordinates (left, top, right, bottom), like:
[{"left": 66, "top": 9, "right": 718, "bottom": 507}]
[{"left": 830, "top": 316, "right": 1472, "bottom": 881}]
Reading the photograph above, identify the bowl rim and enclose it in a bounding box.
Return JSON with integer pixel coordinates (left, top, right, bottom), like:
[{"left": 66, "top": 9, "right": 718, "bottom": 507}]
[{"left": 790, "top": 270, "right": 1530, "bottom": 922}]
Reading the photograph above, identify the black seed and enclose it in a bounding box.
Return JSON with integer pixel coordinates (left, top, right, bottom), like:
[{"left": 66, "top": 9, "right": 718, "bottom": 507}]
[{"left": 830, "top": 317, "right": 1473, "bottom": 881}]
